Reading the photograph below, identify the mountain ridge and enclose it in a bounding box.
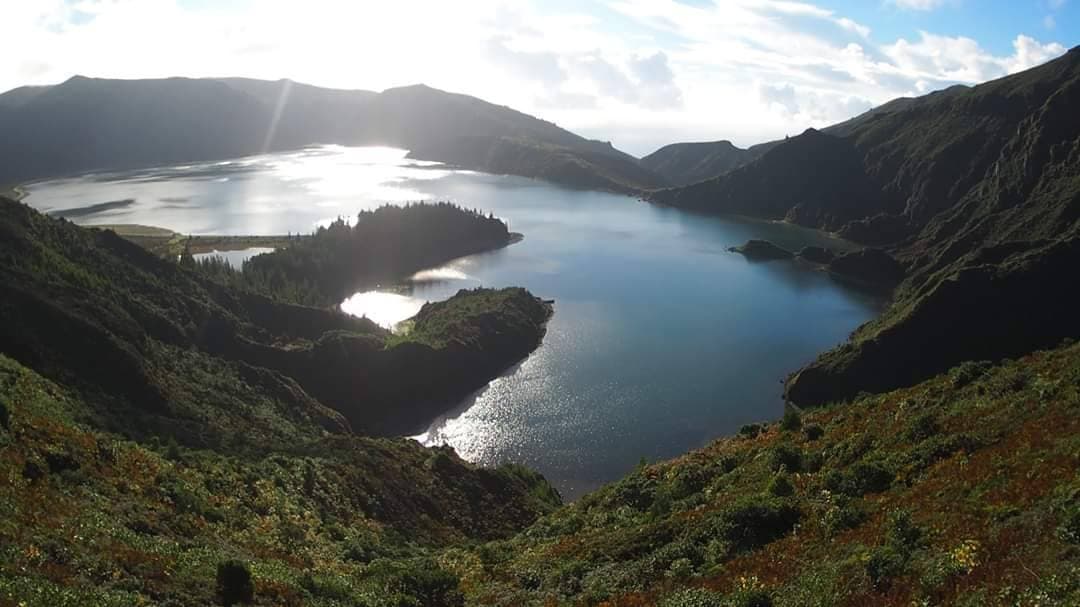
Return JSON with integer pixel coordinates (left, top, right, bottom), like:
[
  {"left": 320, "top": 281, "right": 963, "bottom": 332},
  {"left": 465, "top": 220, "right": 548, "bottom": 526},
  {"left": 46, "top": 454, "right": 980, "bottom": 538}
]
[
  {"left": 0, "top": 76, "right": 666, "bottom": 192},
  {"left": 649, "top": 45, "right": 1080, "bottom": 407}
]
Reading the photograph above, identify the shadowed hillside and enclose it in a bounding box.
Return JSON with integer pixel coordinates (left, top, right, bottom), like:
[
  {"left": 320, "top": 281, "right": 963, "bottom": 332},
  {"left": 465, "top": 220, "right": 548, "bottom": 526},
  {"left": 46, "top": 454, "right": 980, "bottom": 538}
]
[
  {"left": 0, "top": 196, "right": 551, "bottom": 437},
  {"left": 0, "top": 195, "right": 565, "bottom": 604},
  {"left": 0, "top": 77, "right": 665, "bottom": 193},
  {"left": 651, "top": 46, "right": 1080, "bottom": 406},
  {"left": 640, "top": 139, "right": 781, "bottom": 186}
]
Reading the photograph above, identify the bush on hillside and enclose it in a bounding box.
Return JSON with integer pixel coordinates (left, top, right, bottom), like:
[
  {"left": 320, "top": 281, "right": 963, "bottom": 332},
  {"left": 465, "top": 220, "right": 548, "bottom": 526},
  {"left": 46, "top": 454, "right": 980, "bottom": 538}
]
[
  {"left": 768, "top": 444, "right": 803, "bottom": 473},
  {"left": 802, "top": 423, "right": 824, "bottom": 441},
  {"left": 780, "top": 408, "right": 802, "bottom": 432},
  {"left": 767, "top": 474, "right": 795, "bottom": 497},
  {"left": 216, "top": 560, "right": 254, "bottom": 606},
  {"left": 739, "top": 423, "right": 762, "bottom": 439}
]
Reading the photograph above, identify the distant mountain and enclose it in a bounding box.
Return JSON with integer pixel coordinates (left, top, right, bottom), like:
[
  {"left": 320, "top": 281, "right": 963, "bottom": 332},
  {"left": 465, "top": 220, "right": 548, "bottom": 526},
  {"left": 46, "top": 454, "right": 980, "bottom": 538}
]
[
  {"left": 0, "top": 77, "right": 665, "bottom": 192},
  {"left": 639, "top": 139, "right": 780, "bottom": 185},
  {"left": 641, "top": 85, "right": 971, "bottom": 187},
  {"left": 651, "top": 46, "right": 1080, "bottom": 407},
  {"left": 410, "top": 135, "right": 664, "bottom": 193}
]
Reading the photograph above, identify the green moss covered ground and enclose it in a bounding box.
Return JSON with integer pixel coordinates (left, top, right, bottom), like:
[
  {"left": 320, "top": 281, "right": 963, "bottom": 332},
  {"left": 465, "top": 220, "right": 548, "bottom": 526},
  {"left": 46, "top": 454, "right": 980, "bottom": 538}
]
[{"left": 449, "top": 343, "right": 1080, "bottom": 606}]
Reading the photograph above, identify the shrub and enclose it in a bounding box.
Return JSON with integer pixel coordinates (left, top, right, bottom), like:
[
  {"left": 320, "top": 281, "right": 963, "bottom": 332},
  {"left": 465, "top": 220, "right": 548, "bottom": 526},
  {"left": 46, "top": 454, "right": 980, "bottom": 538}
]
[
  {"left": 216, "top": 560, "right": 254, "bottom": 606},
  {"left": 767, "top": 474, "right": 794, "bottom": 497},
  {"left": 824, "top": 461, "right": 893, "bottom": 496},
  {"left": 780, "top": 408, "right": 802, "bottom": 432},
  {"left": 802, "top": 423, "right": 824, "bottom": 441},
  {"left": 165, "top": 437, "right": 183, "bottom": 462},
  {"left": 716, "top": 496, "right": 801, "bottom": 553},
  {"left": 865, "top": 546, "right": 905, "bottom": 590},
  {"left": 831, "top": 435, "right": 876, "bottom": 466},
  {"left": 739, "top": 424, "right": 762, "bottom": 439},
  {"left": 904, "top": 433, "right": 981, "bottom": 475},
  {"left": 659, "top": 588, "right": 725, "bottom": 607},
  {"left": 0, "top": 396, "right": 8, "bottom": 430},
  {"left": 609, "top": 474, "right": 658, "bottom": 510},
  {"left": 299, "top": 572, "right": 353, "bottom": 601},
  {"left": 768, "top": 444, "right": 803, "bottom": 473},
  {"left": 666, "top": 557, "right": 694, "bottom": 580},
  {"left": 362, "top": 558, "right": 464, "bottom": 607},
  {"left": 1058, "top": 504, "right": 1080, "bottom": 544},
  {"left": 822, "top": 497, "right": 867, "bottom": 536},
  {"left": 905, "top": 414, "right": 940, "bottom": 442},
  {"left": 885, "top": 509, "right": 924, "bottom": 551},
  {"left": 719, "top": 456, "right": 740, "bottom": 473},
  {"left": 949, "top": 360, "right": 992, "bottom": 389},
  {"left": 667, "top": 465, "right": 710, "bottom": 500},
  {"left": 736, "top": 591, "right": 774, "bottom": 607},
  {"left": 801, "top": 451, "right": 824, "bottom": 473}
]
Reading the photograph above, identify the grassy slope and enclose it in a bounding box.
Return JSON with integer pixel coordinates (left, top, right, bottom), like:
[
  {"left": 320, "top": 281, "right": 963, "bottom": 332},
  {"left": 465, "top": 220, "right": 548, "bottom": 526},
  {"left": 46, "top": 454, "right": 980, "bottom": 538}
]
[
  {"left": 448, "top": 343, "right": 1080, "bottom": 606},
  {"left": 0, "top": 354, "right": 558, "bottom": 606},
  {"left": 0, "top": 197, "right": 552, "bottom": 437},
  {"left": 391, "top": 288, "right": 553, "bottom": 350}
]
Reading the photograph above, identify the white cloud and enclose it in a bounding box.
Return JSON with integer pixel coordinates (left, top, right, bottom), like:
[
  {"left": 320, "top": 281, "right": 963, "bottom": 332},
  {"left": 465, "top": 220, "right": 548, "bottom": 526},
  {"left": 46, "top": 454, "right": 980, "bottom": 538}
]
[
  {"left": 0, "top": 0, "right": 1069, "bottom": 155},
  {"left": 884, "top": 31, "right": 1067, "bottom": 84},
  {"left": 891, "top": 0, "right": 948, "bottom": 10}
]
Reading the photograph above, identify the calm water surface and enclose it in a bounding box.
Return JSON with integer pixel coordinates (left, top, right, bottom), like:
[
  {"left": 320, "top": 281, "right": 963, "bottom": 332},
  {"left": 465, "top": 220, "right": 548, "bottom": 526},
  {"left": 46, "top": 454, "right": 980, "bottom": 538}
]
[{"left": 26, "top": 146, "right": 883, "bottom": 499}]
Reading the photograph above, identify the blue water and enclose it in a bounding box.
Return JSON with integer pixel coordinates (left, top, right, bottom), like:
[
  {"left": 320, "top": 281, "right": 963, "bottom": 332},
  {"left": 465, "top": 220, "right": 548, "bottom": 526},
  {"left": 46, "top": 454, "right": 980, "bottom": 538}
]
[{"left": 25, "top": 145, "right": 883, "bottom": 499}]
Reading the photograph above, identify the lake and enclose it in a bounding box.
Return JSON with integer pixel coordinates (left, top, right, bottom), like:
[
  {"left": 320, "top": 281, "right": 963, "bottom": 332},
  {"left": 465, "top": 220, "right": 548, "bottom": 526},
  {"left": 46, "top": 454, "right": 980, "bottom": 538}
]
[{"left": 25, "top": 145, "right": 883, "bottom": 499}]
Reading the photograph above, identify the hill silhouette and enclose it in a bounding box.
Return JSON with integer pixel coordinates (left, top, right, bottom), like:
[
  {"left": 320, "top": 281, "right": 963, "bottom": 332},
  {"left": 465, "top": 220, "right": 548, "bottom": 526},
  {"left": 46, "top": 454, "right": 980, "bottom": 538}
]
[
  {"left": 0, "top": 77, "right": 665, "bottom": 192},
  {"left": 640, "top": 139, "right": 781, "bottom": 185}
]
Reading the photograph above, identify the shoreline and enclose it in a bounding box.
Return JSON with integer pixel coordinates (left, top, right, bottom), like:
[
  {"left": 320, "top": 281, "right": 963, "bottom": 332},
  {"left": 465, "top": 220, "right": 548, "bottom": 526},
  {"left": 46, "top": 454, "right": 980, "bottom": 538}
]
[
  {"left": 1, "top": 185, "right": 27, "bottom": 201},
  {"left": 91, "top": 223, "right": 295, "bottom": 257}
]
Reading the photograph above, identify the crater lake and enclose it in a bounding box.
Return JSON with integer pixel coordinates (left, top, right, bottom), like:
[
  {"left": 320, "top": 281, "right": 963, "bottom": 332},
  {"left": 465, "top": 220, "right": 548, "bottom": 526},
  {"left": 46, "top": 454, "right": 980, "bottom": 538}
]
[{"left": 25, "top": 145, "right": 883, "bottom": 498}]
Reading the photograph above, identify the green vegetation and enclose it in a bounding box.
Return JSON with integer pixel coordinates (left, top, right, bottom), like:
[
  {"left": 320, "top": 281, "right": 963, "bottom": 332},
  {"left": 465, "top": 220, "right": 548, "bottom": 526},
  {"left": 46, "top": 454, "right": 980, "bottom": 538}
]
[
  {"left": 196, "top": 202, "right": 512, "bottom": 306},
  {"left": 390, "top": 287, "right": 552, "bottom": 349},
  {"left": 3, "top": 51, "right": 1080, "bottom": 607},
  {"left": 0, "top": 196, "right": 551, "bottom": 438},
  {"left": 94, "top": 224, "right": 293, "bottom": 258},
  {"left": 0, "top": 353, "right": 558, "bottom": 606},
  {"left": 0, "top": 195, "right": 560, "bottom": 605},
  {"left": 652, "top": 47, "right": 1080, "bottom": 407},
  {"left": 436, "top": 342, "right": 1080, "bottom": 606}
]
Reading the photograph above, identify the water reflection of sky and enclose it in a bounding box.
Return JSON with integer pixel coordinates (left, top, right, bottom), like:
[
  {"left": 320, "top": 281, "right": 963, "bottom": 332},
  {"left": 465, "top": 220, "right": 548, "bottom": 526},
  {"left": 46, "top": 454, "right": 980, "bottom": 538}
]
[
  {"left": 193, "top": 247, "right": 275, "bottom": 270},
  {"left": 25, "top": 145, "right": 885, "bottom": 500}
]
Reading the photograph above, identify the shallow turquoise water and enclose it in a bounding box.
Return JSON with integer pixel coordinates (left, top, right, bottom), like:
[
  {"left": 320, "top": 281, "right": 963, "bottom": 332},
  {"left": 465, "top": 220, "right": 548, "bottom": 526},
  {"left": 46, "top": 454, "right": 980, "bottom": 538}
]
[{"left": 26, "top": 145, "right": 883, "bottom": 499}]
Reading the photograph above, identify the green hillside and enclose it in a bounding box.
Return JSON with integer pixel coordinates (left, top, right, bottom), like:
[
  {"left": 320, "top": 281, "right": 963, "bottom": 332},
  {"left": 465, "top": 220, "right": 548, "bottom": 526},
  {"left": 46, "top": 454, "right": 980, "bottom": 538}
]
[
  {"left": 444, "top": 341, "right": 1079, "bottom": 606},
  {"left": 649, "top": 46, "right": 1080, "bottom": 408}
]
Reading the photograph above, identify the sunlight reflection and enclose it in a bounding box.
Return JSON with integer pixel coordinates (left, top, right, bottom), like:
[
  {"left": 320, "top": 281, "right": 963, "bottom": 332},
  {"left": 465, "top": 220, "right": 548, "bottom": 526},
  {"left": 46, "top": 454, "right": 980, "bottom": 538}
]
[
  {"left": 340, "top": 291, "right": 426, "bottom": 329},
  {"left": 410, "top": 266, "right": 469, "bottom": 282}
]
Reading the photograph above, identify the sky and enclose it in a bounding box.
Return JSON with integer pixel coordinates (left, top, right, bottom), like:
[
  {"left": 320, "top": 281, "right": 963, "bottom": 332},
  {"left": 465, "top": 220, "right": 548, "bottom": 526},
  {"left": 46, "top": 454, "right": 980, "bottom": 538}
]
[{"left": 1, "top": 0, "right": 1076, "bottom": 155}]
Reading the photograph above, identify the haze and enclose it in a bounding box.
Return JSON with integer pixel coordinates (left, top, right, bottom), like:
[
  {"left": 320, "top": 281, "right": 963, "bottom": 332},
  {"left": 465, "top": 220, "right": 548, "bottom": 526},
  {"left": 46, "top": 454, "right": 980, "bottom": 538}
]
[{"left": 3, "top": 0, "right": 1075, "bottom": 155}]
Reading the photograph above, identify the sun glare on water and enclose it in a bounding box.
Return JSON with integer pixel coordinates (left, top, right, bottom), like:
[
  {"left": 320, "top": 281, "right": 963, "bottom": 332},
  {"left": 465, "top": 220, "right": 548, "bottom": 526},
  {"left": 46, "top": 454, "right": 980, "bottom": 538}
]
[{"left": 339, "top": 291, "right": 426, "bottom": 330}]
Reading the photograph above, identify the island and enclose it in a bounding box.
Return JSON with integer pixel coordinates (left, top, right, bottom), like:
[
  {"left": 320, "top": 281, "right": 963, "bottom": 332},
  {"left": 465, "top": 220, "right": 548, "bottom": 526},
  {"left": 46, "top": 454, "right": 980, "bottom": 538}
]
[{"left": 727, "top": 239, "right": 795, "bottom": 260}]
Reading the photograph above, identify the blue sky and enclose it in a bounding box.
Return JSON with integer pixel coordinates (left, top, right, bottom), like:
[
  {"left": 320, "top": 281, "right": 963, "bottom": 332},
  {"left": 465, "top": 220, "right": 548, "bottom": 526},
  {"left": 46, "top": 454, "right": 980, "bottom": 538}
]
[
  {"left": 822, "top": 0, "right": 1076, "bottom": 54},
  {"left": 2, "top": 1, "right": 1075, "bottom": 154}
]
